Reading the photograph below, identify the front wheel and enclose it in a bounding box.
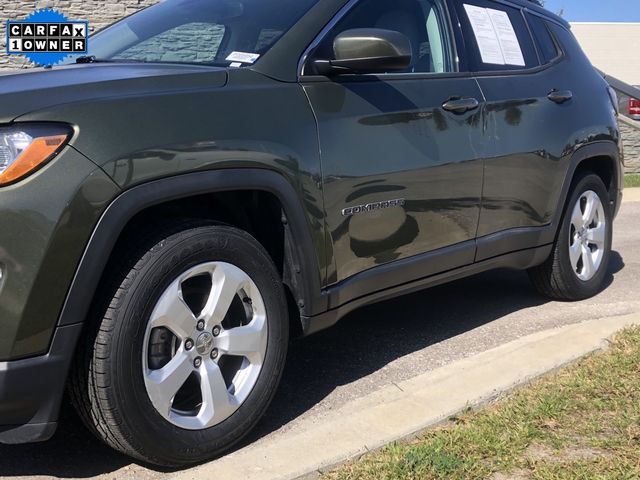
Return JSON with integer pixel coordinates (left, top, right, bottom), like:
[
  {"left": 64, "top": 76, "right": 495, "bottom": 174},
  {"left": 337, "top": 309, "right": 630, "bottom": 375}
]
[
  {"left": 69, "top": 223, "right": 289, "bottom": 467},
  {"left": 528, "top": 173, "right": 613, "bottom": 300}
]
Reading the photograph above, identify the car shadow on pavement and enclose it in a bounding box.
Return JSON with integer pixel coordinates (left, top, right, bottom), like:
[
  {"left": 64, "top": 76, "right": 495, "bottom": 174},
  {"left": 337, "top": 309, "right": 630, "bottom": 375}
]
[
  {"left": 0, "top": 251, "right": 624, "bottom": 478},
  {"left": 248, "top": 250, "right": 624, "bottom": 441}
]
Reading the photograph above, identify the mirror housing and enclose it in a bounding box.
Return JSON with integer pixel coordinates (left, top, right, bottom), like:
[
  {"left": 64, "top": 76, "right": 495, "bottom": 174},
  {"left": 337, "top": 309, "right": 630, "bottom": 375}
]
[{"left": 313, "top": 28, "right": 412, "bottom": 75}]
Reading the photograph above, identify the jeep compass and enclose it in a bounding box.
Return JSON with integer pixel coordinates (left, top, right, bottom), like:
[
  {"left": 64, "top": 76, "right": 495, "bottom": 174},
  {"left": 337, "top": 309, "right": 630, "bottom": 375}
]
[{"left": 0, "top": 0, "right": 623, "bottom": 467}]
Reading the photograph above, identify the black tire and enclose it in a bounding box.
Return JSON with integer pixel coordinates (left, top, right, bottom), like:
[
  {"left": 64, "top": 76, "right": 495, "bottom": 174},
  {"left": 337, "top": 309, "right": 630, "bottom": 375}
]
[
  {"left": 528, "top": 173, "right": 612, "bottom": 301},
  {"left": 69, "top": 222, "right": 289, "bottom": 467}
]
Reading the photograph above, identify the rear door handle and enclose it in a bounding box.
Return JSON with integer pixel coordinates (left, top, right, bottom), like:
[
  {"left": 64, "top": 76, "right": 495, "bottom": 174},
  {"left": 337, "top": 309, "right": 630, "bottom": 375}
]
[
  {"left": 548, "top": 89, "right": 573, "bottom": 104},
  {"left": 442, "top": 97, "right": 480, "bottom": 114}
]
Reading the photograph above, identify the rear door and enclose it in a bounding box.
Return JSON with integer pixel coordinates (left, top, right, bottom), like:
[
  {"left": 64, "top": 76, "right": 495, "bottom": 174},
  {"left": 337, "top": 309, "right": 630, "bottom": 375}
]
[
  {"left": 452, "top": 0, "right": 575, "bottom": 260},
  {"left": 301, "top": 0, "right": 486, "bottom": 287}
]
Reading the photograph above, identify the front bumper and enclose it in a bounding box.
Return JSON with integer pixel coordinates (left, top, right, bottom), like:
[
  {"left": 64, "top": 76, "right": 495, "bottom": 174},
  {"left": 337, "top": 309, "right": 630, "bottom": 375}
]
[
  {"left": 0, "top": 323, "right": 81, "bottom": 444},
  {"left": 0, "top": 142, "right": 119, "bottom": 443}
]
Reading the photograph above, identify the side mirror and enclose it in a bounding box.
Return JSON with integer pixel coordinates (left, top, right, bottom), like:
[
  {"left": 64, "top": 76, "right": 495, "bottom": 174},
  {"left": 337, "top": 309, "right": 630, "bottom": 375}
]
[{"left": 313, "top": 28, "right": 412, "bottom": 75}]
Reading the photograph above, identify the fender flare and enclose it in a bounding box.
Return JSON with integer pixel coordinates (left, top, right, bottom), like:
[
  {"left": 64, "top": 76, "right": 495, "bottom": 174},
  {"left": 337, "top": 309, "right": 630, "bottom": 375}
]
[
  {"left": 57, "top": 169, "right": 326, "bottom": 328},
  {"left": 551, "top": 141, "right": 622, "bottom": 233}
]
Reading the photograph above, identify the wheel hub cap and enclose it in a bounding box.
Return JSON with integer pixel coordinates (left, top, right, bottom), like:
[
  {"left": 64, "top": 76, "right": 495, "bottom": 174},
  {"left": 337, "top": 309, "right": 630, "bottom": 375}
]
[{"left": 196, "top": 332, "right": 214, "bottom": 355}]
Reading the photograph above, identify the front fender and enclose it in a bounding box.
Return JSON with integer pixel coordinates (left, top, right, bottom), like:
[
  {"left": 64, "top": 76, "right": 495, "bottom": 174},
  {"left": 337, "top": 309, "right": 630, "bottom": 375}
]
[{"left": 57, "top": 169, "right": 327, "bottom": 334}]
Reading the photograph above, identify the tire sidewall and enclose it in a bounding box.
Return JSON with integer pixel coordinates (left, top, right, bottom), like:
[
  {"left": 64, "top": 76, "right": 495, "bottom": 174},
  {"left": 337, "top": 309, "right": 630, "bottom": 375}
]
[{"left": 105, "top": 226, "right": 288, "bottom": 465}]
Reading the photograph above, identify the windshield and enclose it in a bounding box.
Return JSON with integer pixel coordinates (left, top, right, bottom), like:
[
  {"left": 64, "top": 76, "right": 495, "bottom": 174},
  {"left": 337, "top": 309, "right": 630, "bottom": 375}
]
[{"left": 68, "top": 0, "right": 320, "bottom": 67}]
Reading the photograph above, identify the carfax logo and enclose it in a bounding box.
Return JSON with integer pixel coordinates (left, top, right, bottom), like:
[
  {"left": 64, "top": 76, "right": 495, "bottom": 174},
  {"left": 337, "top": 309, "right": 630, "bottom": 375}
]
[{"left": 6, "top": 8, "right": 88, "bottom": 66}]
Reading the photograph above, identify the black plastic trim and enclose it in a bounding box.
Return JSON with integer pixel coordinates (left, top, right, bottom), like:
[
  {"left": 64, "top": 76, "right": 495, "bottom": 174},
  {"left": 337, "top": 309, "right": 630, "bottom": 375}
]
[
  {"left": 58, "top": 169, "right": 326, "bottom": 329},
  {"left": 303, "top": 244, "right": 552, "bottom": 335},
  {"left": 326, "top": 240, "right": 476, "bottom": 309},
  {"left": 476, "top": 226, "right": 554, "bottom": 262},
  {"left": 0, "top": 324, "right": 82, "bottom": 444},
  {"left": 559, "top": 142, "right": 622, "bottom": 220}
]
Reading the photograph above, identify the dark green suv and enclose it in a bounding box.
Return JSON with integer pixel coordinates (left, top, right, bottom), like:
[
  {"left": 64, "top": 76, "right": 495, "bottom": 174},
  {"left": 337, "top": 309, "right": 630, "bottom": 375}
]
[{"left": 0, "top": 0, "right": 623, "bottom": 467}]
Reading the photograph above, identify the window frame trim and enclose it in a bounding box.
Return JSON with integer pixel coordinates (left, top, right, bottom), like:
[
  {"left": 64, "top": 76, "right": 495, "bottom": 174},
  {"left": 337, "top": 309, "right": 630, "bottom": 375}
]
[
  {"left": 523, "top": 9, "right": 564, "bottom": 66},
  {"left": 297, "top": 0, "right": 463, "bottom": 81},
  {"left": 522, "top": 8, "right": 543, "bottom": 66}
]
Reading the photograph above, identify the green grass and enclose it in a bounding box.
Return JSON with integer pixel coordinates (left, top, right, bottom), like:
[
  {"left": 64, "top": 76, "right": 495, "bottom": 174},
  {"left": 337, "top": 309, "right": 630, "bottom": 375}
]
[
  {"left": 325, "top": 327, "right": 640, "bottom": 480},
  {"left": 625, "top": 174, "right": 640, "bottom": 188}
]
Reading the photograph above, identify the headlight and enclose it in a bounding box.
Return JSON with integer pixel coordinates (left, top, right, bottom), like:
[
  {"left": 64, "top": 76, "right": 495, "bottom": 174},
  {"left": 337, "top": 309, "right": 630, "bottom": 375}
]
[{"left": 0, "top": 124, "right": 72, "bottom": 186}]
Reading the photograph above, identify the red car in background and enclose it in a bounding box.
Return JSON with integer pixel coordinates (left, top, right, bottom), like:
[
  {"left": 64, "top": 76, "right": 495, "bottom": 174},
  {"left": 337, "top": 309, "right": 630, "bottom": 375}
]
[{"left": 629, "top": 90, "right": 640, "bottom": 120}]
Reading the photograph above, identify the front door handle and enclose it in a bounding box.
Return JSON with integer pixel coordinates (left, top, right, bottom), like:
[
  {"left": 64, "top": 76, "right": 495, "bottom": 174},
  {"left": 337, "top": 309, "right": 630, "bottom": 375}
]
[
  {"left": 548, "top": 89, "right": 573, "bottom": 104},
  {"left": 442, "top": 97, "right": 480, "bottom": 114}
]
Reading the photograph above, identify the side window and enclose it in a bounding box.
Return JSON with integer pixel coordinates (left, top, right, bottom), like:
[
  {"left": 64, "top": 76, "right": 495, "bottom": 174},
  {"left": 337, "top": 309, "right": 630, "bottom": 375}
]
[
  {"left": 117, "top": 23, "right": 226, "bottom": 64},
  {"left": 456, "top": 0, "right": 538, "bottom": 72},
  {"left": 310, "top": 0, "right": 454, "bottom": 74},
  {"left": 526, "top": 13, "right": 560, "bottom": 64}
]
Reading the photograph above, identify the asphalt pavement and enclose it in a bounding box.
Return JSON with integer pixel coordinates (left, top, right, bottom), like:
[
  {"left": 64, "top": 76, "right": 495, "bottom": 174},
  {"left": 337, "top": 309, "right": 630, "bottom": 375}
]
[{"left": 0, "top": 199, "right": 638, "bottom": 480}]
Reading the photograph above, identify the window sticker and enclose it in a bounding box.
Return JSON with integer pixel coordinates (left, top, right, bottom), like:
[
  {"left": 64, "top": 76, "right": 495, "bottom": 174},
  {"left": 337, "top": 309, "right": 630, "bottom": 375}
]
[
  {"left": 464, "top": 4, "right": 504, "bottom": 65},
  {"left": 225, "top": 51, "right": 260, "bottom": 64},
  {"left": 463, "top": 4, "right": 525, "bottom": 66},
  {"left": 487, "top": 9, "right": 525, "bottom": 66}
]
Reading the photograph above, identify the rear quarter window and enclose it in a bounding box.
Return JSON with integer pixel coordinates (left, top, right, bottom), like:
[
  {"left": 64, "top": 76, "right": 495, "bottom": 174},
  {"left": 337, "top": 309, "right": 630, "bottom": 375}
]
[
  {"left": 526, "top": 13, "right": 560, "bottom": 64},
  {"left": 456, "top": 0, "right": 539, "bottom": 72}
]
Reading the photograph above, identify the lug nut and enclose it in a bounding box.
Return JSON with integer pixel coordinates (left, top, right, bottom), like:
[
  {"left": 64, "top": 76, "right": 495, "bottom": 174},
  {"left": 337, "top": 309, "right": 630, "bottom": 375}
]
[
  {"left": 197, "top": 320, "right": 206, "bottom": 331},
  {"left": 194, "top": 357, "right": 202, "bottom": 368},
  {"left": 185, "top": 339, "right": 194, "bottom": 351},
  {"left": 213, "top": 326, "right": 221, "bottom": 337},
  {"left": 210, "top": 348, "right": 219, "bottom": 360}
]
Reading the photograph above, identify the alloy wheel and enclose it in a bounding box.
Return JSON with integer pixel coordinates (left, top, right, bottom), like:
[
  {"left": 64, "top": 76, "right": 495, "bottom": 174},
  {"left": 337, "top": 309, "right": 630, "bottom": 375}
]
[
  {"left": 142, "top": 262, "right": 268, "bottom": 430},
  {"left": 568, "top": 190, "right": 606, "bottom": 282}
]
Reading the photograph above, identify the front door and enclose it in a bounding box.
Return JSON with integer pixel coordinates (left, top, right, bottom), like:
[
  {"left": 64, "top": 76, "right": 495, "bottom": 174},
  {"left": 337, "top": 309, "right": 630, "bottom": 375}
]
[{"left": 301, "top": 0, "right": 486, "bottom": 286}]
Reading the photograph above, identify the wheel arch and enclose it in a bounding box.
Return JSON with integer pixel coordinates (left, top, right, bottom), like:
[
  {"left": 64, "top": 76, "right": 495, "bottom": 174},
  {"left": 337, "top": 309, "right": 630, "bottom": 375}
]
[
  {"left": 57, "top": 169, "right": 326, "bottom": 334},
  {"left": 554, "top": 141, "right": 622, "bottom": 230}
]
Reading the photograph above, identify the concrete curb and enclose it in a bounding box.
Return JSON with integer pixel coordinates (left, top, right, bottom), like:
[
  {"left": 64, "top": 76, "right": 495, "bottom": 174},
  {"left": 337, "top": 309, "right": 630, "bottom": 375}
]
[
  {"left": 171, "top": 313, "right": 640, "bottom": 480},
  {"left": 623, "top": 187, "right": 640, "bottom": 203}
]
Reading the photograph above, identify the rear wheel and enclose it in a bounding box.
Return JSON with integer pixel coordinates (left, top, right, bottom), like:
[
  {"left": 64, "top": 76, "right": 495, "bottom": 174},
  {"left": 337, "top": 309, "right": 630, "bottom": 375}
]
[
  {"left": 528, "top": 173, "right": 612, "bottom": 300},
  {"left": 69, "top": 223, "right": 288, "bottom": 467}
]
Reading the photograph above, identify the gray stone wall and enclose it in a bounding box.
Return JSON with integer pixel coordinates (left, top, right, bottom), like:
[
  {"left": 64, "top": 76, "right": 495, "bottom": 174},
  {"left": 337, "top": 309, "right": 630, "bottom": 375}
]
[
  {"left": 621, "top": 119, "right": 640, "bottom": 174},
  {"left": 0, "top": 0, "right": 157, "bottom": 70},
  {"left": 118, "top": 23, "right": 225, "bottom": 64}
]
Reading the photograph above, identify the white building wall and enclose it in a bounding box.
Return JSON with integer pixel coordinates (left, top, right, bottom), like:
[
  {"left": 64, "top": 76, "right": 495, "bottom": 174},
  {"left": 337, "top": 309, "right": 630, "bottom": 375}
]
[{"left": 571, "top": 23, "right": 640, "bottom": 85}]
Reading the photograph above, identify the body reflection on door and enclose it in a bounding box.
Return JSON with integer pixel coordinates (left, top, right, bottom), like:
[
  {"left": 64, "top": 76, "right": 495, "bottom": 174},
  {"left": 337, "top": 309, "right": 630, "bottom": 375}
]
[{"left": 304, "top": 77, "right": 486, "bottom": 284}]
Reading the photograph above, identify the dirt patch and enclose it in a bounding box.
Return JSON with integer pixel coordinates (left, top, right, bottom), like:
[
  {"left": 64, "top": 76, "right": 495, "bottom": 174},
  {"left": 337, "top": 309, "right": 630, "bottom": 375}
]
[
  {"left": 491, "top": 470, "right": 531, "bottom": 480},
  {"left": 563, "top": 446, "right": 609, "bottom": 461},
  {"left": 525, "top": 444, "right": 557, "bottom": 462},
  {"left": 526, "top": 443, "right": 609, "bottom": 463}
]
